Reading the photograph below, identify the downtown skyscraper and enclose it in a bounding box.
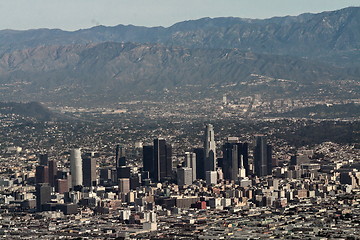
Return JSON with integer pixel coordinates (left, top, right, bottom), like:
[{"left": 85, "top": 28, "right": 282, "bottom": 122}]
[
  {"left": 142, "top": 139, "right": 172, "bottom": 182},
  {"left": 204, "top": 124, "right": 216, "bottom": 172},
  {"left": 82, "top": 157, "right": 96, "bottom": 187},
  {"left": 184, "top": 152, "right": 197, "bottom": 182},
  {"left": 115, "top": 144, "right": 126, "bottom": 168},
  {"left": 70, "top": 148, "right": 83, "bottom": 187},
  {"left": 222, "top": 142, "right": 239, "bottom": 181},
  {"left": 222, "top": 137, "right": 249, "bottom": 181},
  {"left": 253, "top": 135, "right": 272, "bottom": 177},
  {"left": 154, "top": 138, "right": 172, "bottom": 182}
]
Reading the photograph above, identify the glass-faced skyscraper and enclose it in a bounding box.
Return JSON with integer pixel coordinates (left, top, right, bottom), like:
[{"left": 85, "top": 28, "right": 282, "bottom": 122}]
[
  {"left": 143, "top": 145, "right": 154, "bottom": 173},
  {"left": 254, "top": 135, "right": 272, "bottom": 177},
  {"left": 115, "top": 145, "right": 126, "bottom": 168},
  {"left": 222, "top": 142, "right": 239, "bottom": 181},
  {"left": 204, "top": 124, "right": 216, "bottom": 172},
  {"left": 152, "top": 138, "right": 172, "bottom": 182},
  {"left": 82, "top": 157, "right": 96, "bottom": 187},
  {"left": 194, "top": 148, "right": 205, "bottom": 180}
]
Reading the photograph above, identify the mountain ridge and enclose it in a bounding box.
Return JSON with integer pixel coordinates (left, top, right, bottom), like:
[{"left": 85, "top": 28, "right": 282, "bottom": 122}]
[
  {"left": 0, "top": 7, "right": 359, "bottom": 106},
  {"left": 0, "top": 42, "right": 358, "bottom": 105},
  {"left": 0, "top": 7, "right": 360, "bottom": 66}
]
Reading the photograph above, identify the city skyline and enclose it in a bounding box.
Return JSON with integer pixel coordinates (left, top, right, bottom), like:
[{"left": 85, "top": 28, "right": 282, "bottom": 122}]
[
  {"left": 1, "top": 105, "right": 360, "bottom": 238},
  {"left": 0, "top": 1, "right": 359, "bottom": 238}
]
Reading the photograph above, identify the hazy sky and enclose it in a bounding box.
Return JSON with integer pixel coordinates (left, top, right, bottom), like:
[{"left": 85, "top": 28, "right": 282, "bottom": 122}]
[{"left": 0, "top": 0, "right": 359, "bottom": 31}]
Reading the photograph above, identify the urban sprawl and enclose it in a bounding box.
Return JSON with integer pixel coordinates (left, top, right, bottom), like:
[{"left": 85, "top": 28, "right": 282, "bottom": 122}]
[{"left": 1, "top": 121, "right": 360, "bottom": 239}]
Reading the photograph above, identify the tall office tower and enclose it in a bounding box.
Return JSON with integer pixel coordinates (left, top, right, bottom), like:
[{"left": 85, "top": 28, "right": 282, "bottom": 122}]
[
  {"left": 118, "top": 178, "right": 130, "bottom": 194},
  {"left": 70, "top": 148, "right": 83, "bottom": 187},
  {"left": 194, "top": 148, "right": 205, "bottom": 180},
  {"left": 177, "top": 167, "right": 193, "bottom": 186},
  {"left": 116, "top": 145, "right": 126, "bottom": 167},
  {"left": 35, "top": 165, "right": 49, "bottom": 184},
  {"left": 36, "top": 183, "right": 51, "bottom": 211},
  {"left": 254, "top": 135, "right": 272, "bottom": 177},
  {"left": 143, "top": 145, "right": 154, "bottom": 173},
  {"left": 204, "top": 124, "right": 216, "bottom": 172},
  {"left": 153, "top": 139, "right": 172, "bottom": 182},
  {"left": 48, "top": 160, "right": 57, "bottom": 187},
  {"left": 165, "top": 142, "right": 173, "bottom": 179},
  {"left": 115, "top": 145, "right": 128, "bottom": 183},
  {"left": 222, "top": 142, "right": 239, "bottom": 181},
  {"left": 39, "top": 154, "right": 48, "bottom": 166},
  {"left": 184, "top": 152, "right": 197, "bottom": 181},
  {"left": 241, "top": 142, "right": 249, "bottom": 176},
  {"left": 267, "top": 144, "right": 273, "bottom": 175},
  {"left": 82, "top": 157, "right": 97, "bottom": 187}
]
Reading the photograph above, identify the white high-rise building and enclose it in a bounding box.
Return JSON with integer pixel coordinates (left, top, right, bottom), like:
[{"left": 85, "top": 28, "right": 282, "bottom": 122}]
[
  {"left": 70, "top": 148, "right": 83, "bottom": 187},
  {"left": 204, "top": 124, "right": 216, "bottom": 172}
]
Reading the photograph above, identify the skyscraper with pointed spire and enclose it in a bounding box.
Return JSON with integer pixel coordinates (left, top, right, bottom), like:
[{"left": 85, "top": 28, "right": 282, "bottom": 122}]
[{"left": 204, "top": 124, "right": 216, "bottom": 172}]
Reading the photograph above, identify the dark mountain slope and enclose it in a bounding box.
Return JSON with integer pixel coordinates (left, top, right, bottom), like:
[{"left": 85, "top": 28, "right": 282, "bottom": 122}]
[
  {"left": 0, "top": 42, "right": 358, "bottom": 105},
  {"left": 0, "top": 7, "right": 360, "bottom": 66},
  {"left": 0, "top": 102, "right": 56, "bottom": 121}
]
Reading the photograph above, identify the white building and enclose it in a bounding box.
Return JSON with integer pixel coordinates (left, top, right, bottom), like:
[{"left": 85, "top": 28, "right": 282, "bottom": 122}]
[{"left": 70, "top": 148, "right": 83, "bottom": 187}]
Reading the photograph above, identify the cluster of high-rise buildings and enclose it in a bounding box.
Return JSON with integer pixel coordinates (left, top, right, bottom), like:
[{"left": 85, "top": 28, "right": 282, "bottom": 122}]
[
  {"left": 32, "top": 124, "right": 275, "bottom": 213},
  {"left": 139, "top": 124, "right": 272, "bottom": 187},
  {"left": 2, "top": 121, "right": 360, "bottom": 239}
]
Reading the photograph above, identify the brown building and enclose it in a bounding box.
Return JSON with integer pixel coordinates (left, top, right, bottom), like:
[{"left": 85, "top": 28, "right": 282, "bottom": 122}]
[{"left": 35, "top": 165, "right": 49, "bottom": 184}]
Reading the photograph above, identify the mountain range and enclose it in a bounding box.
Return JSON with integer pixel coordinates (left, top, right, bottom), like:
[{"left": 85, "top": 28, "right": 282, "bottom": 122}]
[{"left": 0, "top": 7, "right": 359, "bottom": 105}]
